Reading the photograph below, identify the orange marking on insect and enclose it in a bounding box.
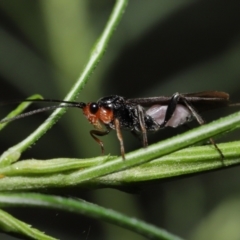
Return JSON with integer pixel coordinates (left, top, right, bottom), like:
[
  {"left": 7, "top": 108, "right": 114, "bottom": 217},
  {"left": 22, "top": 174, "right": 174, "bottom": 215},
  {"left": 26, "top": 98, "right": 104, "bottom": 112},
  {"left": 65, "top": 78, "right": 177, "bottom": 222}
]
[
  {"left": 98, "top": 107, "right": 114, "bottom": 124},
  {"left": 82, "top": 104, "right": 99, "bottom": 125},
  {"left": 82, "top": 104, "right": 113, "bottom": 131}
]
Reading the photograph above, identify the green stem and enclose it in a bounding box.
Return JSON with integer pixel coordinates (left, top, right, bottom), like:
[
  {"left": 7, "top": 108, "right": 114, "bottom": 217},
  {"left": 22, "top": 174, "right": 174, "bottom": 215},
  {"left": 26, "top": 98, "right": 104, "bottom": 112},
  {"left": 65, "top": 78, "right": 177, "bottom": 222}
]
[
  {"left": 0, "top": 0, "right": 129, "bottom": 167},
  {"left": 0, "top": 209, "right": 56, "bottom": 240},
  {"left": 0, "top": 112, "right": 240, "bottom": 191},
  {"left": 0, "top": 193, "right": 183, "bottom": 240}
]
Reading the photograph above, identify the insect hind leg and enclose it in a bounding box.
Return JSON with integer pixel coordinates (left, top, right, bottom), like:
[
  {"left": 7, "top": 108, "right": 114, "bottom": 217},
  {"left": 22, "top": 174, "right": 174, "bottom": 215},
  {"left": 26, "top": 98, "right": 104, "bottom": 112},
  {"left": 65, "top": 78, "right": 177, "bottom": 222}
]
[
  {"left": 137, "top": 105, "right": 148, "bottom": 148},
  {"left": 160, "top": 92, "right": 180, "bottom": 128},
  {"left": 180, "top": 94, "right": 225, "bottom": 160}
]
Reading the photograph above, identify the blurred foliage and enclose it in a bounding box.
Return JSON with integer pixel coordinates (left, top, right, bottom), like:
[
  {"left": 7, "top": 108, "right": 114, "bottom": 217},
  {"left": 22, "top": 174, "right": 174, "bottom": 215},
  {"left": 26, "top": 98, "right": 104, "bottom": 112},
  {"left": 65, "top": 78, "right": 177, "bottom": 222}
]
[{"left": 0, "top": 0, "right": 240, "bottom": 239}]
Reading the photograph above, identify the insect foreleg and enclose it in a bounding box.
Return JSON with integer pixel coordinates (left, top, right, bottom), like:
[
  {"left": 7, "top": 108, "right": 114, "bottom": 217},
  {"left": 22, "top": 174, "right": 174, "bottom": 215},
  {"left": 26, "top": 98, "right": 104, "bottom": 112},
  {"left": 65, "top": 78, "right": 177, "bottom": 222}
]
[{"left": 90, "top": 129, "right": 110, "bottom": 155}]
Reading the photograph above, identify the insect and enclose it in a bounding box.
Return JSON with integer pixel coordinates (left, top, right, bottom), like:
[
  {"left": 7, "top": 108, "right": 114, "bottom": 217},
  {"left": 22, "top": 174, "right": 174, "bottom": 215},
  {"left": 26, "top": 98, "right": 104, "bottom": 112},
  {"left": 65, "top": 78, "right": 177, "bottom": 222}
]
[{"left": 0, "top": 91, "right": 231, "bottom": 159}]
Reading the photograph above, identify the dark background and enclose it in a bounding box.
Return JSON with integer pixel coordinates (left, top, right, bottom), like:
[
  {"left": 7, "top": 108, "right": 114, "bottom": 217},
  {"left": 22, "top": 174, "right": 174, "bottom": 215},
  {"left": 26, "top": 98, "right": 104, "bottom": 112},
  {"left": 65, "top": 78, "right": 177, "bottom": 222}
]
[{"left": 0, "top": 1, "right": 240, "bottom": 239}]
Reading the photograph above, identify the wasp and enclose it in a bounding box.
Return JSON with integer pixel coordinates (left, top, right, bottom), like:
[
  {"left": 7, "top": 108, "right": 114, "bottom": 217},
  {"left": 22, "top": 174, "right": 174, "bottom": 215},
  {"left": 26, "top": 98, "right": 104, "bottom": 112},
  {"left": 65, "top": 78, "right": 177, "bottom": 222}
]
[{"left": 0, "top": 91, "right": 231, "bottom": 159}]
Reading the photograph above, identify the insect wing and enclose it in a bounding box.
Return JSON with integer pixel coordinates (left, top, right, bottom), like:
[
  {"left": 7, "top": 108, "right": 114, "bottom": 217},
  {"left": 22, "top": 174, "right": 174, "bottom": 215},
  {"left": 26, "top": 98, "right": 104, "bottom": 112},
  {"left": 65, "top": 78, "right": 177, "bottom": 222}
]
[{"left": 128, "top": 91, "right": 229, "bottom": 112}]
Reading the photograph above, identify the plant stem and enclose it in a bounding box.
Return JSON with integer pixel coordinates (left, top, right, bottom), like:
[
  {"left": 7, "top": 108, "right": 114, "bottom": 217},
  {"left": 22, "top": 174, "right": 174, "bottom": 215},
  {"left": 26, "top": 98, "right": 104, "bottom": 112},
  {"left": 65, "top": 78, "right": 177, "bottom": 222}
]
[
  {"left": 0, "top": 193, "right": 183, "bottom": 240},
  {"left": 0, "top": 113, "right": 240, "bottom": 191},
  {"left": 0, "top": 0, "right": 129, "bottom": 167},
  {"left": 0, "top": 209, "right": 56, "bottom": 240}
]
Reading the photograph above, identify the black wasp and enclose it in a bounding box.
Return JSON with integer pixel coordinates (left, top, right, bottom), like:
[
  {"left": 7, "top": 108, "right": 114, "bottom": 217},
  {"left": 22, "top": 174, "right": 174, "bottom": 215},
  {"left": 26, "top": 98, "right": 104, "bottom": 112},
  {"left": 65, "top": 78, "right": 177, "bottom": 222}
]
[{"left": 0, "top": 91, "right": 230, "bottom": 159}]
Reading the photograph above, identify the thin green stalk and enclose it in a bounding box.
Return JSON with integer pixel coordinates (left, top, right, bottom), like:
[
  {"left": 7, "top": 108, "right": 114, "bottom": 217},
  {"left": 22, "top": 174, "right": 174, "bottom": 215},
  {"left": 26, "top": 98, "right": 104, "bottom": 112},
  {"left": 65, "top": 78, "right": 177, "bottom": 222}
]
[
  {"left": 1, "top": 141, "right": 239, "bottom": 182},
  {"left": 0, "top": 193, "right": 183, "bottom": 240},
  {"left": 0, "top": 155, "right": 114, "bottom": 176},
  {"left": 0, "top": 209, "right": 56, "bottom": 240},
  {"left": 0, "top": 0, "right": 129, "bottom": 167}
]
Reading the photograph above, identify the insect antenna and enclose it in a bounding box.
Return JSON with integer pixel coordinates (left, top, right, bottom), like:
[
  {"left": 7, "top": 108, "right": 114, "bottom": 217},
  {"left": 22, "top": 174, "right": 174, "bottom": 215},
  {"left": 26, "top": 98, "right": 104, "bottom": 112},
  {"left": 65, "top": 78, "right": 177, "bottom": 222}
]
[
  {"left": 0, "top": 98, "right": 84, "bottom": 105},
  {"left": 0, "top": 100, "right": 86, "bottom": 123}
]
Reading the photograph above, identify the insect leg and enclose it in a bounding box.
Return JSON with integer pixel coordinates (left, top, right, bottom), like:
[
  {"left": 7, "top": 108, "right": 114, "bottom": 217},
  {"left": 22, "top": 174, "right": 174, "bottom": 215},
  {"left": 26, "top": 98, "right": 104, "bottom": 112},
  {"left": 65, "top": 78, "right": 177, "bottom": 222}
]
[
  {"left": 180, "top": 95, "right": 224, "bottom": 159},
  {"left": 114, "top": 118, "right": 125, "bottom": 160},
  {"left": 90, "top": 130, "right": 110, "bottom": 155},
  {"left": 160, "top": 92, "right": 180, "bottom": 128},
  {"left": 137, "top": 105, "right": 148, "bottom": 147}
]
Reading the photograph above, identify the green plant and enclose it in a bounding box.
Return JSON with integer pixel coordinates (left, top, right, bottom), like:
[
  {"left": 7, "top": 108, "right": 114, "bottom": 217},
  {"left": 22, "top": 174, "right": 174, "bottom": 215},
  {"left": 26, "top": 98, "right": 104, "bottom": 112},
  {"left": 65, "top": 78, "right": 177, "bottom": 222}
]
[{"left": 0, "top": 1, "right": 240, "bottom": 239}]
